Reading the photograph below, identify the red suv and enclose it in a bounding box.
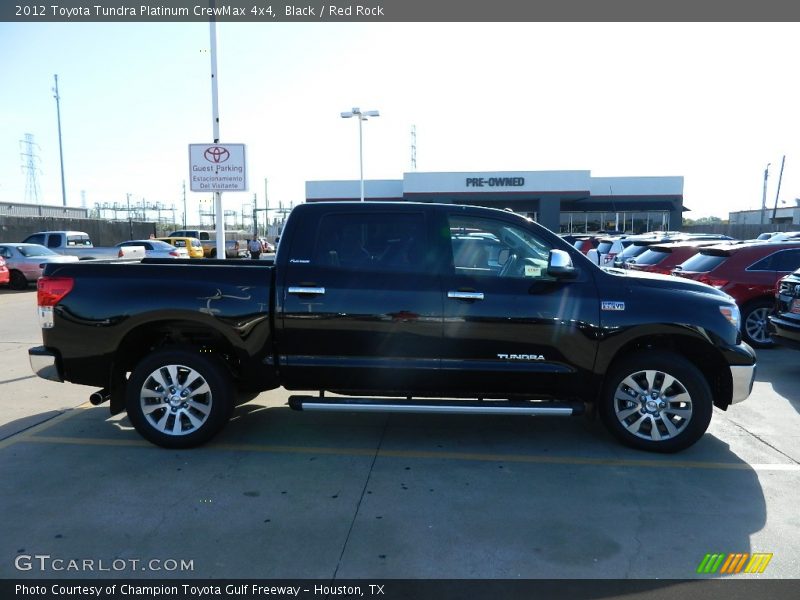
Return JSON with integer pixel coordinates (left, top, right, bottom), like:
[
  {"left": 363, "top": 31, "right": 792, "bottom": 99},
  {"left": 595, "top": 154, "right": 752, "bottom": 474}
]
[
  {"left": 672, "top": 241, "right": 800, "bottom": 348},
  {"left": 627, "top": 240, "right": 734, "bottom": 275},
  {"left": 0, "top": 256, "right": 9, "bottom": 286}
]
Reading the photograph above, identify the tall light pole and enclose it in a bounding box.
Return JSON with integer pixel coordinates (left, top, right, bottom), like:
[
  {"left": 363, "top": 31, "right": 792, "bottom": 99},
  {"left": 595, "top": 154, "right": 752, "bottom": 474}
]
[
  {"left": 53, "top": 74, "right": 67, "bottom": 207},
  {"left": 341, "top": 107, "right": 379, "bottom": 201}
]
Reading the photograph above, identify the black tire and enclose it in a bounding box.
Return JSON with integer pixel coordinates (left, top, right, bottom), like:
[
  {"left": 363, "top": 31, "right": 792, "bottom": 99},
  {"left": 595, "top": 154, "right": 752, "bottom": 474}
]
[
  {"left": 741, "top": 299, "right": 774, "bottom": 349},
  {"left": 209, "top": 249, "right": 217, "bottom": 258},
  {"left": 600, "top": 351, "right": 713, "bottom": 453},
  {"left": 9, "top": 270, "right": 29, "bottom": 290},
  {"left": 125, "top": 348, "right": 233, "bottom": 449}
]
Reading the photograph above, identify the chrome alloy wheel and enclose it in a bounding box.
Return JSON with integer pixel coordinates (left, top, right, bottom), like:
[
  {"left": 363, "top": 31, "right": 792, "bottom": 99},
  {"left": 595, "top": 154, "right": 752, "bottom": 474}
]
[
  {"left": 612, "top": 369, "right": 692, "bottom": 442},
  {"left": 744, "top": 306, "right": 771, "bottom": 345},
  {"left": 139, "top": 364, "right": 213, "bottom": 436}
]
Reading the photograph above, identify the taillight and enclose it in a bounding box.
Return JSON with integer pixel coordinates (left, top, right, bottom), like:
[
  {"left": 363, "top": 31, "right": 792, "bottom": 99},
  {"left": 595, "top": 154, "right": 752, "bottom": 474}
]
[
  {"left": 38, "top": 276, "right": 74, "bottom": 306},
  {"left": 118, "top": 248, "right": 124, "bottom": 258},
  {"left": 37, "top": 276, "right": 74, "bottom": 329},
  {"left": 169, "top": 251, "right": 179, "bottom": 257}
]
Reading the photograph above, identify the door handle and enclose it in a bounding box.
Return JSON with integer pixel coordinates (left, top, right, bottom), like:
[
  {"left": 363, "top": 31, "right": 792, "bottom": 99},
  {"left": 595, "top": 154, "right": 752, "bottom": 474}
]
[
  {"left": 448, "top": 290, "right": 484, "bottom": 301},
  {"left": 288, "top": 286, "right": 326, "bottom": 295}
]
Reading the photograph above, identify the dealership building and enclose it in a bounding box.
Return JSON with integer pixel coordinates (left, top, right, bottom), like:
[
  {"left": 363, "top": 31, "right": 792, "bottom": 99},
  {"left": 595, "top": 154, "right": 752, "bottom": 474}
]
[{"left": 306, "top": 170, "right": 685, "bottom": 234}]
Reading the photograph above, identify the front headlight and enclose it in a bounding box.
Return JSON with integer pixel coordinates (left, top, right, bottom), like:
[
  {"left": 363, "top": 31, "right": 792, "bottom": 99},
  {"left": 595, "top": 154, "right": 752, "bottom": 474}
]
[{"left": 719, "top": 304, "right": 740, "bottom": 330}]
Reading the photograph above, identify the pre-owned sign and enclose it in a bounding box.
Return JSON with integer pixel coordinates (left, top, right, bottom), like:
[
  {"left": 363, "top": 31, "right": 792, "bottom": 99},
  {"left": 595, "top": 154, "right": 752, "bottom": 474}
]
[
  {"left": 466, "top": 177, "right": 525, "bottom": 187},
  {"left": 189, "top": 143, "right": 248, "bottom": 192}
]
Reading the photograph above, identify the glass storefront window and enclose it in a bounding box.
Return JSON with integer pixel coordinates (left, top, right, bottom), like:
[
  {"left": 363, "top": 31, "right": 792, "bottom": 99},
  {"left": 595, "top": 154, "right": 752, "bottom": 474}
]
[{"left": 585, "top": 213, "right": 602, "bottom": 232}]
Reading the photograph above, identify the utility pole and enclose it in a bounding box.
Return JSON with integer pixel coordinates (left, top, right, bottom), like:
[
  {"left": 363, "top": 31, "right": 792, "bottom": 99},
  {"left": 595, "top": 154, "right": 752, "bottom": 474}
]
[
  {"left": 126, "top": 193, "right": 133, "bottom": 240},
  {"left": 411, "top": 125, "right": 417, "bottom": 171},
  {"left": 53, "top": 74, "right": 68, "bottom": 207},
  {"left": 772, "top": 155, "right": 786, "bottom": 224},
  {"left": 252, "top": 181, "right": 270, "bottom": 239},
  {"left": 760, "top": 163, "right": 770, "bottom": 226}
]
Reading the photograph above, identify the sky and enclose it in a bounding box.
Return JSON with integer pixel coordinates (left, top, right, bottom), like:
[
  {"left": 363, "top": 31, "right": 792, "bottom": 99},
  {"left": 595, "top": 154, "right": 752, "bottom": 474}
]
[{"left": 1, "top": 22, "right": 799, "bottom": 226}]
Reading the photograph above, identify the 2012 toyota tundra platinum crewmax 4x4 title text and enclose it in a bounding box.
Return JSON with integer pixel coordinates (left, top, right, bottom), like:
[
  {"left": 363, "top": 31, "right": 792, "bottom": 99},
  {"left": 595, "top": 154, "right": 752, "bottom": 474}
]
[{"left": 29, "top": 202, "right": 756, "bottom": 453}]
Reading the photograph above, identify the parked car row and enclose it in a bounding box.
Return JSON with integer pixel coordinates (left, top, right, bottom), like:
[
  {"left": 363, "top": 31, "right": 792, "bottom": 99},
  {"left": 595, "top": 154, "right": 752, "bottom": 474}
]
[
  {"left": 1, "top": 228, "right": 283, "bottom": 290},
  {"left": 562, "top": 231, "right": 800, "bottom": 349},
  {"left": 769, "top": 266, "right": 800, "bottom": 350},
  {"left": 0, "top": 243, "right": 80, "bottom": 290}
]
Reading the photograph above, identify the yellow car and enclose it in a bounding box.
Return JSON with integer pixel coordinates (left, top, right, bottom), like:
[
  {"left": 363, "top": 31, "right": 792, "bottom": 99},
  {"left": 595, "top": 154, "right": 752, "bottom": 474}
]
[{"left": 156, "top": 237, "right": 205, "bottom": 259}]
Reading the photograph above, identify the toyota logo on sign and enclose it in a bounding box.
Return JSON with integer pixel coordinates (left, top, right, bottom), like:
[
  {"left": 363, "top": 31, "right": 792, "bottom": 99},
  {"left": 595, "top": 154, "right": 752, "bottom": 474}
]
[{"left": 204, "top": 146, "right": 230, "bottom": 163}]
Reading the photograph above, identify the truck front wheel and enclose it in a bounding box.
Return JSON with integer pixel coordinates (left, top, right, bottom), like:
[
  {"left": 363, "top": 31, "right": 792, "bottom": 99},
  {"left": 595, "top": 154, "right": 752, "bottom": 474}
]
[
  {"left": 126, "top": 348, "right": 233, "bottom": 448},
  {"left": 600, "top": 351, "right": 713, "bottom": 453}
]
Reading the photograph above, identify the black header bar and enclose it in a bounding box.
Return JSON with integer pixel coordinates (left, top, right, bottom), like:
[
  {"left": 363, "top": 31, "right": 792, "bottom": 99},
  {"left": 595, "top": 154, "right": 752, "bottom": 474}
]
[{"left": 4, "top": 0, "right": 800, "bottom": 23}]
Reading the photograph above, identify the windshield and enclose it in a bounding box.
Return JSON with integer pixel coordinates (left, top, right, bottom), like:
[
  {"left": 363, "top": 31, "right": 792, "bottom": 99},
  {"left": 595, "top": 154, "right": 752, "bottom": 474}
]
[
  {"left": 617, "top": 243, "right": 652, "bottom": 259},
  {"left": 148, "top": 241, "right": 175, "bottom": 250},
  {"left": 677, "top": 252, "right": 728, "bottom": 273},
  {"left": 597, "top": 241, "right": 615, "bottom": 254},
  {"left": 18, "top": 244, "right": 58, "bottom": 257}
]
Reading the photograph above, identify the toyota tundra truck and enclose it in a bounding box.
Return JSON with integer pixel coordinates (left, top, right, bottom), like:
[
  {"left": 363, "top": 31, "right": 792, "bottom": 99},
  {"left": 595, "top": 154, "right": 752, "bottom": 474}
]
[{"left": 28, "top": 202, "right": 756, "bottom": 453}]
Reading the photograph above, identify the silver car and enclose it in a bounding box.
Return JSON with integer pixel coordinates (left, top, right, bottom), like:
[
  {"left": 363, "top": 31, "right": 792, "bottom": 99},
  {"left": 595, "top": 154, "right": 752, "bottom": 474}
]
[
  {"left": 0, "top": 243, "right": 80, "bottom": 289},
  {"left": 115, "top": 240, "right": 190, "bottom": 259}
]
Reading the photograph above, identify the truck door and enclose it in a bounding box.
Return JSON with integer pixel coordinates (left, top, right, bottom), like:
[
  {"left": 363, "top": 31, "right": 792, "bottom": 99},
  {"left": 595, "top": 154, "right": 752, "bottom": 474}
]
[
  {"left": 278, "top": 207, "right": 444, "bottom": 393},
  {"left": 439, "top": 210, "right": 599, "bottom": 399}
]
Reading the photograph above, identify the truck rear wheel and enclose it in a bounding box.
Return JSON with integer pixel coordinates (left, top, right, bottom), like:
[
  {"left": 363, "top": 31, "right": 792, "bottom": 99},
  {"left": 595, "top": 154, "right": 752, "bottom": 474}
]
[
  {"left": 126, "top": 348, "right": 233, "bottom": 448},
  {"left": 600, "top": 351, "right": 713, "bottom": 453}
]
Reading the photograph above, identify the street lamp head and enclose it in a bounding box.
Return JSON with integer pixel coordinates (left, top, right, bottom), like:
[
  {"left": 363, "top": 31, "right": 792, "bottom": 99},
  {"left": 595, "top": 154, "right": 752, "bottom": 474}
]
[
  {"left": 363, "top": 110, "right": 380, "bottom": 118},
  {"left": 340, "top": 112, "right": 354, "bottom": 118}
]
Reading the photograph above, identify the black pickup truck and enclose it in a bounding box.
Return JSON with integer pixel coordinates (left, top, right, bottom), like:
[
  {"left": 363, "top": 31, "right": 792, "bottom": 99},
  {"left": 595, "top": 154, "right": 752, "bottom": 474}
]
[{"left": 29, "top": 202, "right": 756, "bottom": 453}]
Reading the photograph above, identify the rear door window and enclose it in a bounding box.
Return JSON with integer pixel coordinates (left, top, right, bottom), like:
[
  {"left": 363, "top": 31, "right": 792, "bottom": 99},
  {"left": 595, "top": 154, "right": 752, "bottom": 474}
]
[
  {"left": 25, "top": 234, "right": 45, "bottom": 246},
  {"left": 753, "top": 249, "right": 800, "bottom": 272},
  {"left": 313, "top": 212, "right": 427, "bottom": 273},
  {"left": 66, "top": 235, "right": 91, "bottom": 247}
]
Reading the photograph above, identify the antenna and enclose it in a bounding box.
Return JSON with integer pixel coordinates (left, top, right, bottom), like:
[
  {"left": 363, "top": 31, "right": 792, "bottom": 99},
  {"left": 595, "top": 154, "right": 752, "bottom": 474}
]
[
  {"left": 19, "top": 133, "right": 42, "bottom": 204},
  {"left": 411, "top": 125, "right": 417, "bottom": 171},
  {"left": 609, "top": 186, "right": 619, "bottom": 232}
]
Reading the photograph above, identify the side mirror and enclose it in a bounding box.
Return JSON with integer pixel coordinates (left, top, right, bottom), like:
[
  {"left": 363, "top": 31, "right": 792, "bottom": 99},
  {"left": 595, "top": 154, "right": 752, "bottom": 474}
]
[{"left": 547, "top": 249, "right": 577, "bottom": 279}]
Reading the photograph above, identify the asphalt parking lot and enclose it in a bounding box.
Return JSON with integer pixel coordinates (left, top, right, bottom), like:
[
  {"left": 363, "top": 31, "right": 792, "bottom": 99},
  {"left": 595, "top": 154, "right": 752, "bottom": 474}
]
[{"left": 1, "top": 286, "right": 799, "bottom": 581}]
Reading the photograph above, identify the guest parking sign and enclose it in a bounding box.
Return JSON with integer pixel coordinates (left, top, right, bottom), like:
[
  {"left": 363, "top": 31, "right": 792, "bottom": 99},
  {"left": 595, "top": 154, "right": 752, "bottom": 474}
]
[{"left": 189, "top": 143, "right": 248, "bottom": 192}]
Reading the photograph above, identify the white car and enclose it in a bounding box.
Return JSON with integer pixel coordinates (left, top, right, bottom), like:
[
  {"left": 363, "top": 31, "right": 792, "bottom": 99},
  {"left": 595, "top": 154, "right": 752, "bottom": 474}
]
[
  {"left": 0, "top": 243, "right": 80, "bottom": 289},
  {"left": 116, "top": 240, "right": 189, "bottom": 259}
]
